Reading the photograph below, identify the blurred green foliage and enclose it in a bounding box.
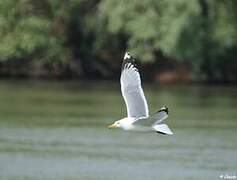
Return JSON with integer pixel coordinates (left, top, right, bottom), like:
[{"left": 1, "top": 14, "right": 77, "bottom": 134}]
[
  {"left": 0, "top": 0, "right": 237, "bottom": 81},
  {"left": 0, "top": 0, "right": 69, "bottom": 61}
]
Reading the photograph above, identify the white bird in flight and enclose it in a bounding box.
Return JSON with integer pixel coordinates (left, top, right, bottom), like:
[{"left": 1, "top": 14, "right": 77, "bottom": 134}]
[{"left": 108, "top": 52, "right": 173, "bottom": 135}]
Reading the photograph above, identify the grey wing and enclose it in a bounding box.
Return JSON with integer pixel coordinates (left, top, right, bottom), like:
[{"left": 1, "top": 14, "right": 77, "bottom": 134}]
[
  {"left": 133, "top": 106, "right": 169, "bottom": 126},
  {"left": 120, "top": 52, "right": 149, "bottom": 118}
]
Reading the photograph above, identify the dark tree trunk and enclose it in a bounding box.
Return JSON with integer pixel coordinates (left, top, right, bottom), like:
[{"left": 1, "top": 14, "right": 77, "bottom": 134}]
[{"left": 199, "top": 0, "right": 213, "bottom": 81}]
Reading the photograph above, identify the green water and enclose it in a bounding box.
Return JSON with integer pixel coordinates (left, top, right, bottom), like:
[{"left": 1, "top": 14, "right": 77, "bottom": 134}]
[{"left": 0, "top": 80, "right": 236, "bottom": 180}]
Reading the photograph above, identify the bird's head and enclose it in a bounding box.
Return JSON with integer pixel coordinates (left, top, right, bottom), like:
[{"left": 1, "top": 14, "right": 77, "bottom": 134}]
[
  {"left": 107, "top": 120, "right": 122, "bottom": 129},
  {"left": 107, "top": 118, "right": 133, "bottom": 130}
]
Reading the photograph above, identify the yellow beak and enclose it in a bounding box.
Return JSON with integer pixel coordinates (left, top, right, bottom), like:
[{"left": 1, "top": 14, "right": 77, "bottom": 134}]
[{"left": 107, "top": 123, "right": 118, "bottom": 129}]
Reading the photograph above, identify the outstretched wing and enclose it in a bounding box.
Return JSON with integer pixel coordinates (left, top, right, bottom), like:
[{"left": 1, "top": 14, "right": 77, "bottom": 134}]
[
  {"left": 120, "top": 52, "right": 149, "bottom": 118},
  {"left": 133, "top": 106, "right": 169, "bottom": 126}
]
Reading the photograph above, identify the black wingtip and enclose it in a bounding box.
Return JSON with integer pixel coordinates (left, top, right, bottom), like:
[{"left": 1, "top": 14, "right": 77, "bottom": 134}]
[
  {"left": 124, "top": 52, "right": 131, "bottom": 60},
  {"left": 158, "top": 106, "right": 169, "bottom": 114},
  {"left": 156, "top": 131, "right": 167, "bottom": 135},
  {"left": 121, "top": 51, "right": 138, "bottom": 71}
]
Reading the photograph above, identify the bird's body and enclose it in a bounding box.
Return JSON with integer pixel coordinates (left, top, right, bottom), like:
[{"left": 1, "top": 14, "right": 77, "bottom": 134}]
[
  {"left": 108, "top": 52, "right": 173, "bottom": 135},
  {"left": 114, "top": 117, "right": 150, "bottom": 131},
  {"left": 115, "top": 117, "right": 136, "bottom": 131}
]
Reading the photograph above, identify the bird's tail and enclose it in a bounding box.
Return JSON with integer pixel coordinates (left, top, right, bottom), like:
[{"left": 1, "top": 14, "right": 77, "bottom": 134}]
[{"left": 153, "top": 124, "right": 173, "bottom": 135}]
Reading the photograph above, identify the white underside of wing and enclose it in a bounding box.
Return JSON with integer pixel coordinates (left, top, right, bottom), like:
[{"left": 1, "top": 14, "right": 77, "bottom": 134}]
[{"left": 120, "top": 63, "right": 149, "bottom": 118}]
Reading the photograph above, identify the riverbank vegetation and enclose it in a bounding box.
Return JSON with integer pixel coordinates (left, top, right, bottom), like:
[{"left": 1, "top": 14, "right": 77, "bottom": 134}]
[{"left": 0, "top": 0, "right": 237, "bottom": 82}]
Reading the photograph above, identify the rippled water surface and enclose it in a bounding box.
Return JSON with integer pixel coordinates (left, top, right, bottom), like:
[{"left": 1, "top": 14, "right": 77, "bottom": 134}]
[{"left": 0, "top": 80, "right": 236, "bottom": 179}]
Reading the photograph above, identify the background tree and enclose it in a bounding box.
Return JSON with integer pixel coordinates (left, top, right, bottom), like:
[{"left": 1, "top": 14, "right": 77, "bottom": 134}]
[
  {"left": 99, "top": 0, "right": 237, "bottom": 81},
  {"left": 0, "top": 0, "right": 237, "bottom": 81}
]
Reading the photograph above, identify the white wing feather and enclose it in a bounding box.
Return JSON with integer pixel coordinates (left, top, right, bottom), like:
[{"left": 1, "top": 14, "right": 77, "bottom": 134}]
[{"left": 120, "top": 52, "right": 149, "bottom": 118}]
